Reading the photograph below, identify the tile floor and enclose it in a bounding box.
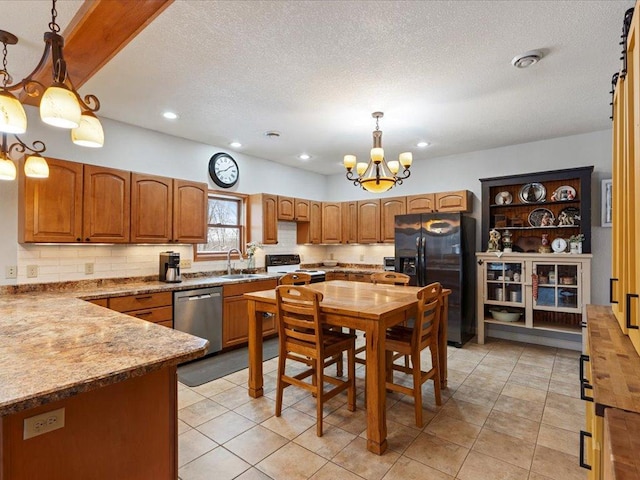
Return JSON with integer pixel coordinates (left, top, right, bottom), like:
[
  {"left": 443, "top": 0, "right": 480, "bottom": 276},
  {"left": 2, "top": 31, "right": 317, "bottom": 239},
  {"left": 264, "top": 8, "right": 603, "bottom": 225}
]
[{"left": 177, "top": 337, "right": 585, "bottom": 480}]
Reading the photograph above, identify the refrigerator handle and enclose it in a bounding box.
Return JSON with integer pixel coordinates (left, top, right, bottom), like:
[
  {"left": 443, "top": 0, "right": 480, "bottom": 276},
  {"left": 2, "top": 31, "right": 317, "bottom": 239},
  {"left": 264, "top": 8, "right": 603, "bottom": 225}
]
[
  {"left": 415, "top": 236, "right": 422, "bottom": 284},
  {"left": 421, "top": 236, "right": 427, "bottom": 286}
]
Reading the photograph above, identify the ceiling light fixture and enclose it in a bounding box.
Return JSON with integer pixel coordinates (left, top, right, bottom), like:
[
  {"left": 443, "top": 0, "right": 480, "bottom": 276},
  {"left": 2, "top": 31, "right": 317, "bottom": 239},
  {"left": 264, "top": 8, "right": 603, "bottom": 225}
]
[
  {"left": 299, "top": 153, "right": 310, "bottom": 160},
  {"left": 0, "top": 0, "right": 104, "bottom": 156},
  {"left": 417, "top": 141, "right": 430, "bottom": 148},
  {"left": 229, "top": 141, "right": 242, "bottom": 148},
  {"left": 343, "top": 112, "right": 412, "bottom": 193},
  {"left": 511, "top": 50, "right": 543, "bottom": 69},
  {"left": 163, "top": 111, "right": 178, "bottom": 120}
]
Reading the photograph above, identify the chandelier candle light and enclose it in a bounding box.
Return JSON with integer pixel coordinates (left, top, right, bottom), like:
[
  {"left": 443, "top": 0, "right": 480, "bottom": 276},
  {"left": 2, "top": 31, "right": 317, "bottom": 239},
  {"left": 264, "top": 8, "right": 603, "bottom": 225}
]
[{"left": 344, "top": 112, "right": 412, "bottom": 193}]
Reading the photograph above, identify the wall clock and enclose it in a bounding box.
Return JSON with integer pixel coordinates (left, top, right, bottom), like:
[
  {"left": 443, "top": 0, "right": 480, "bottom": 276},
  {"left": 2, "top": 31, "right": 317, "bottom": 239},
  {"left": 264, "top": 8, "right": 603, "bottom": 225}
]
[{"left": 209, "top": 152, "right": 239, "bottom": 188}]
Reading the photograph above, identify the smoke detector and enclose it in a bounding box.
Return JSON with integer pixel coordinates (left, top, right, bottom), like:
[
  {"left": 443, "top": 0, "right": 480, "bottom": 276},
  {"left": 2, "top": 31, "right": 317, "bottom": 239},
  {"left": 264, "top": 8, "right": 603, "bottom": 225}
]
[{"left": 511, "top": 50, "right": 543, "bottom": 68}]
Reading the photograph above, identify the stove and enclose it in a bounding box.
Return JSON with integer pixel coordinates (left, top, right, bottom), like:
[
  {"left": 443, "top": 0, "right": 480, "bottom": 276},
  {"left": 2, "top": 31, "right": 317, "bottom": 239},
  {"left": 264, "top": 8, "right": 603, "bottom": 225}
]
[{"left": 265, "top": 254, "right": 326, "bottom": 283}]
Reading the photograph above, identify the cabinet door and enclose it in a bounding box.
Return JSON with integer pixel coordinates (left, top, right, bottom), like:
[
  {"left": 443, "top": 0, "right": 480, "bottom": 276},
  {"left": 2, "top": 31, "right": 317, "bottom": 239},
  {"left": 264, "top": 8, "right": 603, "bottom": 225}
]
[
  {"left": 435, "top": 190, "right": 469, "bottom": 212},
  {"left": 277, "top": 196, "right": 295, "bottom": 221},
  {"left": 173, "top": 180, "right": 207, "bottom": 243},
  {"left": 310, "top": 201, "right": 322, "bottom": 243},
  {"left": 341, "top": 201, "right": 358, "bottom": 244},
  {"left": 349, "top": 273, "right": 371, "bottom": 283},
  {"left": 294, "top": 198, "right": 310, "bottom": 221},
  {"left": 321, "top": 202, "right": 342, "bottom": 243},
  {"left": 406, "top": 193, "right": 435, "bottom": 214},
  {"left": 381, "top": 197, "right": 406, "bottom": 243},
  {"left": 83, "top": 165, "right": 131, "bottom": 243},
  {"left": 223, "top": 296, "right": 250, "bottom": 347},
  {"left": 131, "top": 173, "right": 172, "bottom": 243},
  {"left": 19, "top": 157, "right": 83, "bottom": 243},
  {"left": 357, "top": 199, "right": 380, "bottom": 243}
]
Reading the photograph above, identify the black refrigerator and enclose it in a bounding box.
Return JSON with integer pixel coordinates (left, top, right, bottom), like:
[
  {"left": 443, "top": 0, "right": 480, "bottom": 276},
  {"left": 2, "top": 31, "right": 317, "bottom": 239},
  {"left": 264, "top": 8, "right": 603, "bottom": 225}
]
[{"left": 394, "top": 212, "right": 476, "bottom": 347}]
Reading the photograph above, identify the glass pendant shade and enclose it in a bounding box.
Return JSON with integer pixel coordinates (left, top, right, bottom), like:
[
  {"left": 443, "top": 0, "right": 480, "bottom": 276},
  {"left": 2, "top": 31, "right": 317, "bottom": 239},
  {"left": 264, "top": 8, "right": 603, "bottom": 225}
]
[
  {"left": 0, "top": 157, "right": 16, "bottom": 180},
  {"left": 40, "top": 83, "right": 81, "bottom": 129},
  {"left": 71, "top": 111, "right": 104, "bottom": 148},
  {"left": 0, "top": 90, "right": 27, "bottom": 134},
  {"left": 24, "top": 154, "right": 49, "bottom": 178},
  {"left": 359, "top": 160, "right": 395, "bottom": 193}
]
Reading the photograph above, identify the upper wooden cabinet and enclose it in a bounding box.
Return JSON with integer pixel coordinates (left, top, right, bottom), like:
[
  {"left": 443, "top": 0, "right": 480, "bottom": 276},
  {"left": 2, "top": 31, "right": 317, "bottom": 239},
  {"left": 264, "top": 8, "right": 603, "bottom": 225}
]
[
  {"left": 406, "top": 193, "right": 435, "bottom": 213},
  {"left": 297, "top": 201, "right": 322, "bottom": 244},
  {"left": 131, "top": 173, "right": 172, "bottom": 243},
  {"left": 407, "top": 190, "right": 470, "bottom": 214},
  {"left": 277, "top": 196, "right": 295, "bottom": 220},
  {"left": 381, "top": 197, "right": 406, "bottom": 243},
  {"left": 321, "top": 202, "right": 341, "bottom": 244},
  {"left": 250, "top": 193, "right": 278, "bottom": 244},
  {"left": 19, "top": 157, "right": 83, "bottom": 243},
  {"left": 357, "top": 199, "right": 381, "bottom": 243},
  {"left": 341, "top": 200, "right": 358, "bottom": 244},
  {"left": 173, "top": 180, "right": 207, "bottom": 243},
  {"left": 294, "top": 198, "right": 311, "bottom": 221}
]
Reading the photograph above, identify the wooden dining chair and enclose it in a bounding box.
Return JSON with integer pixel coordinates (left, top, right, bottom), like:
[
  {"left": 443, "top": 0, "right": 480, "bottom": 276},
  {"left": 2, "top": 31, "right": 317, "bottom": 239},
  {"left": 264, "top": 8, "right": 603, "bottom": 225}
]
[
  {"left": 275, "top": 285, "right": 356, "bottom": 436},
  {"left": 385, "top": 282, "right": 442, "bottom": 427},
  {"left": 279, "top": 272, "right": 312, "bottom": 285}
]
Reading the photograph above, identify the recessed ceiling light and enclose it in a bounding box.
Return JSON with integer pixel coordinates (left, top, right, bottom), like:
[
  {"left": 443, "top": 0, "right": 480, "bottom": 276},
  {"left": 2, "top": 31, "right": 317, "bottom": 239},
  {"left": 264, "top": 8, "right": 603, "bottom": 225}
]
[
  {"left": 511, "top": 50, "right": 543, "bottom": 68},
  {"left": 230, "top": 142, "right": 242, "bottom": 148},
  {"left": 417, "top": 141, "right": 430, "bottom": 148},
  {"left": 299, "top": 154, "right": 311, "bottom": 160},
  {"left": 162, "top": 111, "right": 178, "bottom": 120}
]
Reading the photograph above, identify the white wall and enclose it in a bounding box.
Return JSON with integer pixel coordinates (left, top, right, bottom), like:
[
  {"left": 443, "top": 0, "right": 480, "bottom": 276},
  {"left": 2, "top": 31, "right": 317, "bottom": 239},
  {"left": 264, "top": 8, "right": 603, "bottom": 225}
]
[{"left": 2, "top": 107, "right": 613, "bottom": 306}]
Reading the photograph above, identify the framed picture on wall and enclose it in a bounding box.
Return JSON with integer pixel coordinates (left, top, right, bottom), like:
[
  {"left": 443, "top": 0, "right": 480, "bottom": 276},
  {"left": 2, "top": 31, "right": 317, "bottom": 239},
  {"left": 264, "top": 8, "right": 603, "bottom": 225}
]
[{"left": 601, "top": 178, "right": 612, "bottom": 227}]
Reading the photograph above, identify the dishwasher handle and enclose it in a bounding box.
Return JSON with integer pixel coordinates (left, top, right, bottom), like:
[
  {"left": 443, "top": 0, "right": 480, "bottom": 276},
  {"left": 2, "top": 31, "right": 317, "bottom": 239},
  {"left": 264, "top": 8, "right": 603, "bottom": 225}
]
[{"left": 182, "top": 292, "right": 221, "bottom": 301}]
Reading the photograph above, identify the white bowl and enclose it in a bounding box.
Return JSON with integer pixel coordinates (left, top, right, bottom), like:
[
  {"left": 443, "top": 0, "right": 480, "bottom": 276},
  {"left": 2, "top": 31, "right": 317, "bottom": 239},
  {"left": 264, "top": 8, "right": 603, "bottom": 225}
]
[
  {"left": 489, "top": 309, "right": 522, "bottom": 322},
  {"left": 323, "top": 260, "right": 338, "bottom": 267}
]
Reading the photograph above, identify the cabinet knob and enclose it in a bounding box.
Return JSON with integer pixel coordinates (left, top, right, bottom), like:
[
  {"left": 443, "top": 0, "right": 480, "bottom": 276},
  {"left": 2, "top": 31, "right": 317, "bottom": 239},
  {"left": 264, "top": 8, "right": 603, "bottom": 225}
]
[
  {"left": 85, "top": 238, "right": 90, "bottom": 242},
  {"left": 477, "top": 259, "right": 484, "bottom": 265},
  {"left": 76, "top": 237, "right": 81, "bottom": 242}
]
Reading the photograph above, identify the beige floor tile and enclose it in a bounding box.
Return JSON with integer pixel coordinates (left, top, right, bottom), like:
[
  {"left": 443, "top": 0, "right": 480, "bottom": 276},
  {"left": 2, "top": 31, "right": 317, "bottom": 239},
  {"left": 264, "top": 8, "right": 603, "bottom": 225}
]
[
  {"left": 547, "top": 378, "right": 580, "bottom": 398},
  {"left": 446, "top": 368, "right": 471, "bottom": 388},
  {"left": 541, "top": 406, "right": 584, "bottom": 433},
  {"left": 197, "top": 411, "right": 256, "bottom": 445},
  {"left": 507, "top": 372, "right": 550, "bottom": 392},
  {"left": 537, "top": 424, "right": 579, "bottom": 457},
  {"left": 448, "top": 348, "right": 487, "bottom": 365},
  {"left": 479, "top": 354, "right": 518, "bottom": 372},
  {"left": 234, "top": 396, "right": 278, "bottom": 423},
  {"left": 257, "top": 442, "right": 327, "bottom": 480},
  {"left": 424, "top": 413, "right": 481, "bottom": 448},
  {"left": 178, "top": 388, "right": 207, "bottom": 410},
  {"left": 457, "top": 450, "right": 529, "bottom": 480},
  {"left": 265, "top": 383, "right": 313, "bottom": 407},
  {"left": 484, "top": 409, "right": 540, "bottom": 444},
  {"left": 331, "top": 437, "right": 400, "bottom": 480},
  {"left": 324, "top": 404, "right": 368, "bottom": 435},
  {"left": 518, "top": 353, "right": 556, "bottom": 369},
  {"left": 512, "top": 362, "right": 553, "bottom": 380},
  {"left": 528, "top": 473, "right": 554, "bottom": 480},
  {"left": 234, "top": 467, "right": 274, "bottom": 479},
  {"left": 191, "top": 377, "right": 236, "bottom": 398},
  {"left": 178, "top": 381, "right": 188, "bottom": 391},
  {"left": 530, "top": 444, "right": 584, "bottom": 480},
  {"left": 179, "top": 398, "right": 229, "bottom": 427},
  {"left": 178, "top": 428, "right": 218, "bottom": 468},
  {"left": 472, "top": 363, "right": 513, "bottom": 381},
  {"left": 438, "top": 397, "right": 491, "bottom": 426},
  {"left": 544, "top": 392, "right": 583, "bottom": 416},
  {"left": 555, "top": 348, "right": 580, "bottom": 360},
  {"left": 289, "top": 391, "right": 346, "bottom": 417},
  {"left": 446, "top": 356, "right": 481, "bottom": 374},
  {"left": 261, "top": 406, "right": 317, "bottom": 439},
  {"left": 210, "top": 385, "right": 252, "bottom": 410},
  {"left": 178, "top": 446, "right": 250, "bottom": 480},
  {"left": 403, "top": 431, "right": 469, "bottom": 477},
  {"left": 359, "top": 419, "right": 421, "bottom": 454},
  {"left": 461, "top": 371, "right": 508, "bottom": 393},
  {"left": 178, "top": 418, "right": 192, "bottom": 435},
  {"left": 385, "top": 396, "right": 438, "bottom": 428},
  {"left": 501, "top": 382, "right": 547, "bottom": 404},
  {"left": 453, "top": 384, "right": 500, "bottom": 408},
  {"left": 294, "top": 423, "right": 356, "bottom": 459},
  {"left": 308, "top": 461, "right": 363, "bottom": 479},
  {"left": 383, "top": 456, "right": 454, "bottom": 479},
  {"left": 473, "top": 428, "right": 535, "bottom": 470},
  {"left": 225, "top": 367, "right": 249, "bottom": 386},
  {"left": 224, "top": 425, "right": 289, "bottom": 465},
  {"left": 492, "top": 394, "right": 544, "bottom": 422}
]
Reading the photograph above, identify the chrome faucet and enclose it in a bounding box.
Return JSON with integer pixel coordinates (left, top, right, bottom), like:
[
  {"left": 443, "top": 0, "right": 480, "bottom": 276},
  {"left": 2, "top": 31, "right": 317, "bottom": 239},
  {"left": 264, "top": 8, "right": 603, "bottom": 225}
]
[{"left": 226, "top": 248, "right": 241, "bottom": 274}]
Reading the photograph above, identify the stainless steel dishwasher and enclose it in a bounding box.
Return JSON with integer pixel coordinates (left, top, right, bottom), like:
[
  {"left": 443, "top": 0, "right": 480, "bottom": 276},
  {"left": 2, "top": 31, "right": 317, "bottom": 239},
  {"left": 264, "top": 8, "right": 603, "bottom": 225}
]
[{"left": 174, "top": 287, "right": 222, "bottom": 355}]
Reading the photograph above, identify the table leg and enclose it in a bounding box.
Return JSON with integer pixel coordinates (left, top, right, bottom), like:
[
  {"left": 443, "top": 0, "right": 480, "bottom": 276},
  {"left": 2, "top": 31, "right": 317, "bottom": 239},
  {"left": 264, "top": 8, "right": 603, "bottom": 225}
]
[
  {"left": 365, "top": 322, "right": 388, "bottom": 455},
  {"left": 247, "top": 300, "right": 264, "bottom": 398}
]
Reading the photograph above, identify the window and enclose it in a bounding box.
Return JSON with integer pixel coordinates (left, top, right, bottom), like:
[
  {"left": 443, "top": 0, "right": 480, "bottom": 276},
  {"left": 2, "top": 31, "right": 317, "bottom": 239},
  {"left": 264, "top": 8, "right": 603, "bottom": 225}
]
[{"left": 194, "top": 192, "right": 248, "bottom": 260}]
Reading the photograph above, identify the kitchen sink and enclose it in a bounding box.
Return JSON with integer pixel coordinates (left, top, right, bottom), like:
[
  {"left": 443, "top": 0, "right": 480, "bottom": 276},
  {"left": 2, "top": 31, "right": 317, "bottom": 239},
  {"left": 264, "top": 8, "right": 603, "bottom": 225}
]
[{"left": 220, "top": 273, "right": 269, "bottom": 279}]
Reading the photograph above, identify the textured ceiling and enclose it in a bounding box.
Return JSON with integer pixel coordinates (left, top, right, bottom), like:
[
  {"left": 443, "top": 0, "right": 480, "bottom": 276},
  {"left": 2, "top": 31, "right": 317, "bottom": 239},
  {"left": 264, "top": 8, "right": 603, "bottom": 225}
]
[{"left": 2, "top": 0, "right": 633, "bottom": 174}]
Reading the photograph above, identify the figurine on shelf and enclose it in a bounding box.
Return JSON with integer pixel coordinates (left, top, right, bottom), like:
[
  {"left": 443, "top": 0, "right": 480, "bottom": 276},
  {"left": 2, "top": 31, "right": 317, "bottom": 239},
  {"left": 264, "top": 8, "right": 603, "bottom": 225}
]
[
  {"left": 502, "top": 230, "right": 513, "bottom": 253},
  {"left": 540, "top": 212, "right": 554, "bottom": 226},
  {"left": 557, "top": 211, "right": 575, "bottom": 226},
  {"left": 539, "top": 233, "right": 551, "bottom": 254},
  {"left": 487, "top": 229, "right": 501, "bottom": 252}
]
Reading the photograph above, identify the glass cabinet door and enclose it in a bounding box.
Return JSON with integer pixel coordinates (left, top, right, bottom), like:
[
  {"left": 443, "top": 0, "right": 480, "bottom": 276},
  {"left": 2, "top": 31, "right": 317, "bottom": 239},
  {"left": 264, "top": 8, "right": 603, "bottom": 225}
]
[
  {"left": 533, "top": 262, "right": 580, "bottom": 311},
  {"left": 485, "top": 261, "right": 524, "bottom": 305}
]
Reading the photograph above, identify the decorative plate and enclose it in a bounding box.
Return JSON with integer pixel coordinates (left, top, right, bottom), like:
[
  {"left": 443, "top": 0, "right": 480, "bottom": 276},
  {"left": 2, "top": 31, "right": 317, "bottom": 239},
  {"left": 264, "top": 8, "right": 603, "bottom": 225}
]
[
  {"left": 557, "top": 207, "right": 580, "bottom": 227},
  {"left": 528, "top": 208, "right": 555, "bottom": 227},
  {"left": 551, "top": 237, "right": 568, "bottom": 253},
  {"left": 551, "top": 185, "right": 577, "bottom": 202},
  {"left": 519, "top": 182, "right": 546, "bottom": 203},
  {"left": 495, "top": 191, "right": 512, "bottom": 205}
]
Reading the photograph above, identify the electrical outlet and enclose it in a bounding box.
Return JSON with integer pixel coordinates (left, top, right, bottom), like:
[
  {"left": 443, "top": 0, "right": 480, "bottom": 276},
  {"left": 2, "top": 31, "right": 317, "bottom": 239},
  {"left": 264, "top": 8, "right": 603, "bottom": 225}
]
[
  {"left": 180, "top": 259, "right": 192, "bottom": 269},
  {"left": 5, "top": 265, "right": 17, "bottom": 279},
  {"left": 26, "top": 265, "right": 38, "bottom": 278},
  {"left": 359, "top": 254, "right": 365, "bottom": 262},
  {"left": 84, "top": 262, "right": 94, "bottom": 274},
  {"left": 329, "top": 253, "right": 334, "bottom": 260},
  {"left": 23, "top": 407, "right": 65, "bottom": 439}
]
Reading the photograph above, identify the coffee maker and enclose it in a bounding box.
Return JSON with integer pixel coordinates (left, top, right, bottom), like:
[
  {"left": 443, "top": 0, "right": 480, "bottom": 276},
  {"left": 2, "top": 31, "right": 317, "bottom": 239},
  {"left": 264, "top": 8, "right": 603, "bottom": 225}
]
[{"left": 159, "top": 251, "right": 181, "bottom": 283}]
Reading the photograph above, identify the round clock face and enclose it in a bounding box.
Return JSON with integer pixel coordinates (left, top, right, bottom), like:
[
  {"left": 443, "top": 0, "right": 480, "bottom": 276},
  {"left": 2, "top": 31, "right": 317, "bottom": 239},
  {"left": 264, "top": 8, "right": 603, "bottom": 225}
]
[{"left": 209, "top": 153, "right": 239, "bottom": 188}]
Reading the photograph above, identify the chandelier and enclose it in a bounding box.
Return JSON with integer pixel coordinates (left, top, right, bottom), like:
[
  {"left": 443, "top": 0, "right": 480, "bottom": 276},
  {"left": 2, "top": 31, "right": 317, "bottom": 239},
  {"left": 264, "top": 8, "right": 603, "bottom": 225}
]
[
  {"left": 0, "top": 0, "right": 104, "bottom": 180},
  {"left": 343, "top": 112, "right": 412, "bottom": 193}
]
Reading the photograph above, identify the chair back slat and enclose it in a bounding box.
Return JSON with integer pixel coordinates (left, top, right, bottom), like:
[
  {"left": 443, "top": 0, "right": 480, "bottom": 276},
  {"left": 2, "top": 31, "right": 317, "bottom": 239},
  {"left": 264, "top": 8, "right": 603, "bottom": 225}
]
[
  {"left": 280, "top": 272, "right": 312, "bottom": 285},
  {"left": 370, "top": 272, "right": 410, "bottom": 285},
  {"left": 276, "top": 285, "right": 324, "bottom": 352},
  {"left": 414, "top": 282, "right": 442, "bottom": 346}
]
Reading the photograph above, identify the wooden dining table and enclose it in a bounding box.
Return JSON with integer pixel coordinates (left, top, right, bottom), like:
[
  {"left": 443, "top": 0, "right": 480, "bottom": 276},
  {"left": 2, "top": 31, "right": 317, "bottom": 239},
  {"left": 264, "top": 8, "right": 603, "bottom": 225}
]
[{"left": 244, "top": 280, "right": 451, "bottom": 455}]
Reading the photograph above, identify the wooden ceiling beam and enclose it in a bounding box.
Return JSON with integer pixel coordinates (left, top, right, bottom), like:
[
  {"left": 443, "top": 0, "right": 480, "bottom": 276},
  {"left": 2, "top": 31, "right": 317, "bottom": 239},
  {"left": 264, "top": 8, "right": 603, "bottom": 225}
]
[{"left": 22, "top": 0, "right": 173, "bottom": 105}]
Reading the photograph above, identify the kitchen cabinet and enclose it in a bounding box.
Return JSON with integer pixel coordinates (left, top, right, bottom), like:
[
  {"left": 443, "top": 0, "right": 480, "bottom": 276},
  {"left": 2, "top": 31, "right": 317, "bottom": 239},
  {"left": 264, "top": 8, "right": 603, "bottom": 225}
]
[
  {"left": 321, "top": 202, "right": 342, "bottom": 244},
  {"left": 476, "top": 252, "right": 591, "bottom": 348},
  {"left": 381, "top": 196, "right": 406, "bottom": 243},
  {"left": 172, "top": 180, "right": 208, "bottom": 243},
  {"left": 249, "top": 193, "right": 278, "bottom": 244},
  {"left": 406, "top": 190, "right": 470, "bottom": 214},
  {"left": 348, "top": 272, "right": 371, "bottom": 282},
  {"left": 107, "top": 291, "right": 173, "bottom": 328},
  {"left": 131, "top": 173, "right": 172, "bottom": 243},
  {"left": 341, "top": 200, "right": 358, "bottom": 244},
  {"left": 357, "top": 199, "right": 381, "bottom": 243},
  {"left": 326, "top": 272, "right": 349, "bottom": 281},
  {"left": 296, "top": 200, "right": 321, "bottom": 244},
  {"left": 277, "top": 196, "right": 295, "bottom": 220},
  {"left": 602, "top": 408, "right": 640, "bottom": 480},
  {"left": 222, "top": 279, "right": 278, "bottom": 348},
  {"left": 294, "top": 198, "right": 311, "bottom": 221}
]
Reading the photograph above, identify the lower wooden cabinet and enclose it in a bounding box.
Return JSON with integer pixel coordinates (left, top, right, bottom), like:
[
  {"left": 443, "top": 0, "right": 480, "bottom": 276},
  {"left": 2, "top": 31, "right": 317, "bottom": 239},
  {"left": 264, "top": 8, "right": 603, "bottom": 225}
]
[
  {"left": 349, "top": 273, "right": 371, "bottom": 282},
  {"left": 222, "top": 279, "right": 278, "bottom": 348},
  {"left": 326, "top": 272, "right": 349, "bottom": 281},
  {"left": 106, "top": 291, "right": 173, "bottom": 328}
]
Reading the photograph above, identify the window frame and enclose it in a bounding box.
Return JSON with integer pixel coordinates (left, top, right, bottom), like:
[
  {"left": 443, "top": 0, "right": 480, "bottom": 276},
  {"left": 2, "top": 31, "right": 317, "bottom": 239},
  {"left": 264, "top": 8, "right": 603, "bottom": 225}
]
[{"left": 194, "top": 190, "right": 249, "bottom": 262}]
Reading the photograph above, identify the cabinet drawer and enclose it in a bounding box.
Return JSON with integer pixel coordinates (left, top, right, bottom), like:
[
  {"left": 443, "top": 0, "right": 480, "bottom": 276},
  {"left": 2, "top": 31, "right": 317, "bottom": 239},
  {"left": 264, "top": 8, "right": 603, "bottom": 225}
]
[
  {"left": 223, "top": 279, "right": 277, "bottom": 297},
  {"left": 156, "top": 320, "right": 174, "bottom": 328},
  {"left": 349, "top": 273, "right": 370, "bottom": 282},
  {"left": 109, "top": 291, "right": 172, "bottom": 312},
  {"left": 88, "top": 298, "right": 108, "bottom": 307},
  {"left": 127, "top": 305, "right": 173, "bottom": 324}
]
